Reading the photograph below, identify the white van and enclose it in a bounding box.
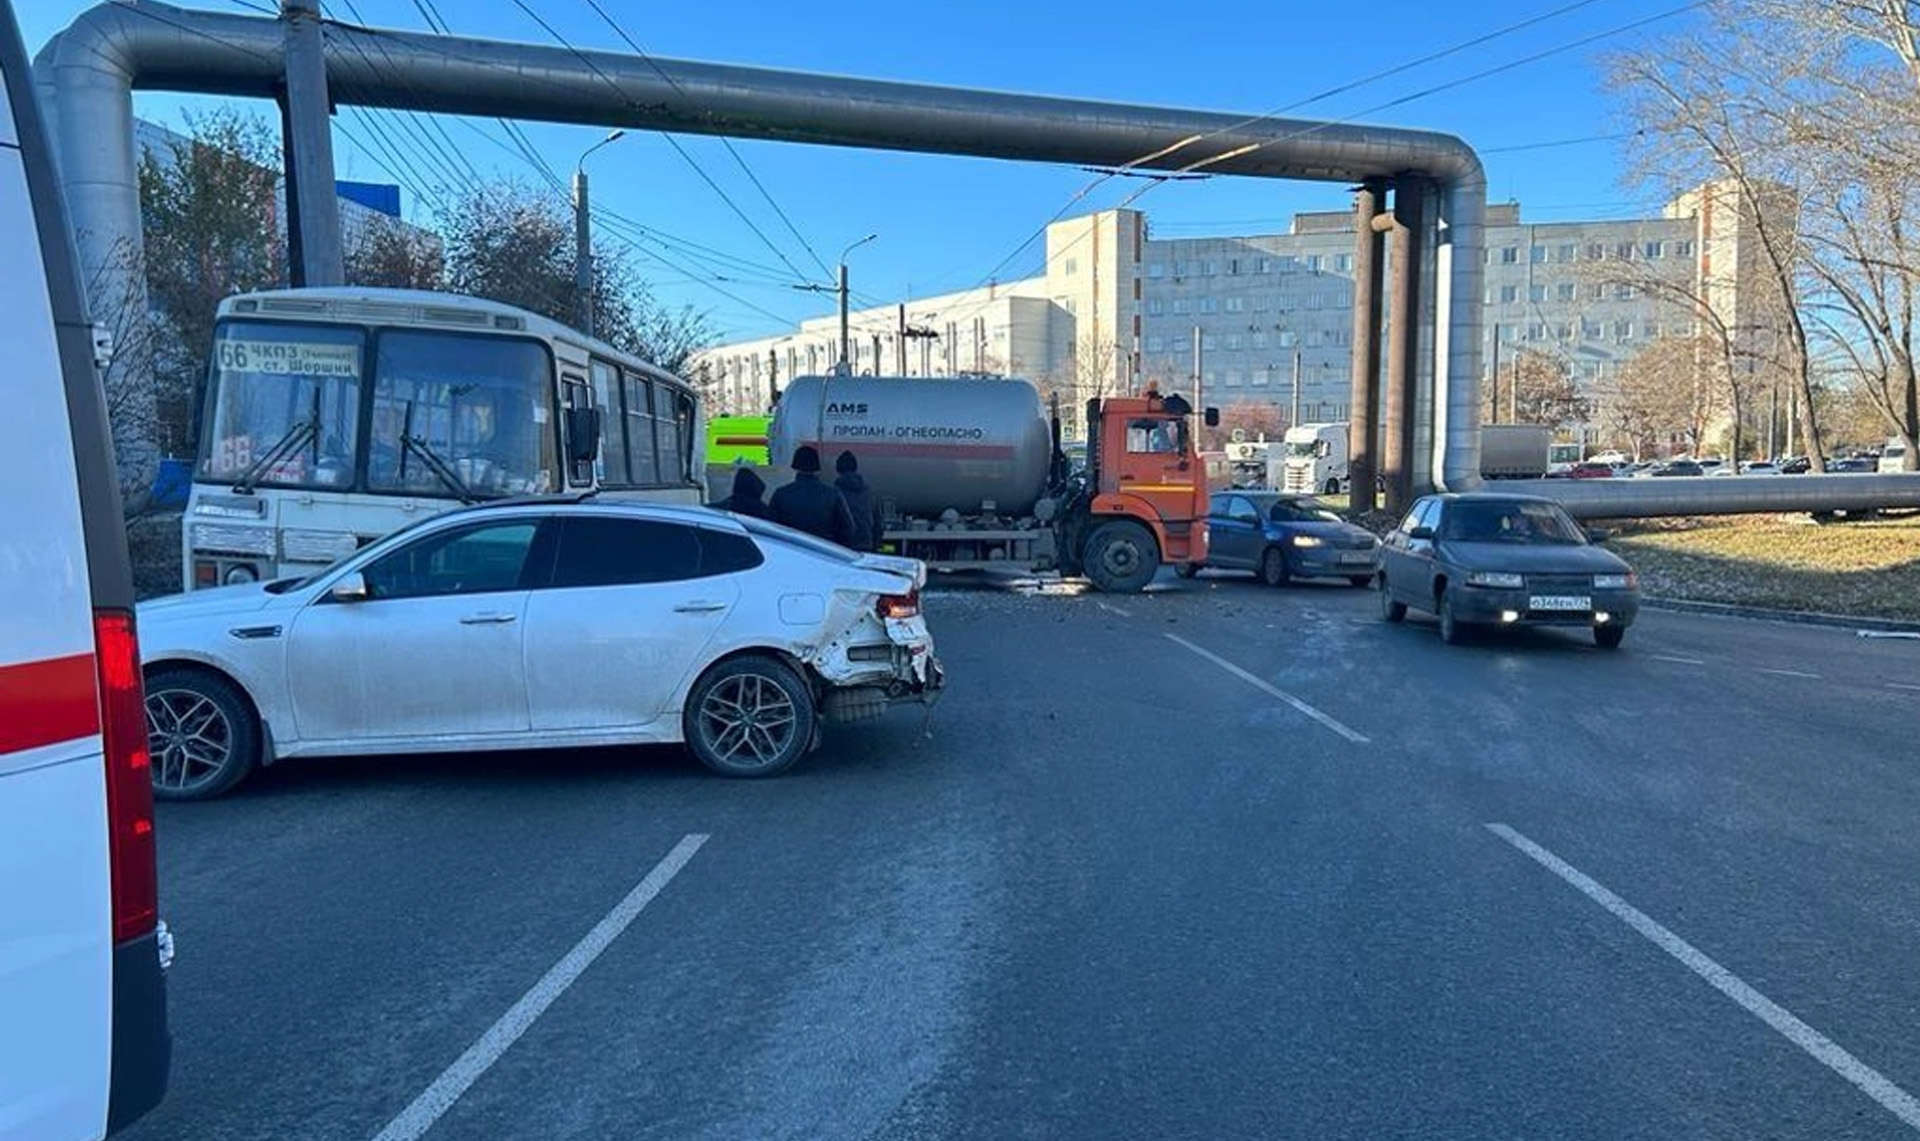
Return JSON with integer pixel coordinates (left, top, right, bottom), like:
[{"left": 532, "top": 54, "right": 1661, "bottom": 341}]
[
  {"left": 1880, "top": 437, "right": 1911, "bottom": 474},
  {"left": 0, "top": 2, "right": 171, "bottom": 1137}
]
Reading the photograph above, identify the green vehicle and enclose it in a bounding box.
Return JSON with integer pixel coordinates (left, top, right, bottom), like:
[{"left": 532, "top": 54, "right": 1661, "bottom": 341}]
[{"left": 706, "top": 415, "right": 771, "bottom": 467}]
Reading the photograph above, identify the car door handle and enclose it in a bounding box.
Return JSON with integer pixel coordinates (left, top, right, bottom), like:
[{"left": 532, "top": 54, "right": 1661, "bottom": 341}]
[
  {"left": 459, "top": 612, "right": 518, "bottom": 625},
  {"left": 673, "top": 601, "right": 728, "bottom": 613}
]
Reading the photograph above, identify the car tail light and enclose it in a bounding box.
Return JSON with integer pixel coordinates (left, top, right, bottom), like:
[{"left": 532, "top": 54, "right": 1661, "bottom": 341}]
[
  {"left": 94, "top": 609, "right": 158, "bottom": 944},
  {"left": 876, "top": 589, "right": 919, "bottom": 620}
]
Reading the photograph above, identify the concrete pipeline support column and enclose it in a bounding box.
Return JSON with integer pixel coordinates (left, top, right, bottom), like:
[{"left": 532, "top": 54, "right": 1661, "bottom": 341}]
[
  {"left": 1347, "top": 178, "right": 1387, "bottom": 515},
  {"left": 1381, "top": 177, "right": 1424, "bottom": 517},
  {"left": 280, "top": 0, "right": 343, "bottom": 286}
]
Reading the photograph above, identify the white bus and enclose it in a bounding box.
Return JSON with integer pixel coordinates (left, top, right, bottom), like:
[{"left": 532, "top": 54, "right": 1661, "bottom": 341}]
[{"left": 183, "top": 287, "right": 703, "bottom": 588}]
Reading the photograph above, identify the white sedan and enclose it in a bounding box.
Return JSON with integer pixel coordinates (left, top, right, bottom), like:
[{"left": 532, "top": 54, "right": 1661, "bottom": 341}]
[{"left": 137, "top": 500, "right": 942, "bottom": 798}]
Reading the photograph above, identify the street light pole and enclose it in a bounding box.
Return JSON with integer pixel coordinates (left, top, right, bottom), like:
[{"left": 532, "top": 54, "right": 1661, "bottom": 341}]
[
  {"left": 838, "top": 233, "right": 876, "bottom": 375},
  {"left": 573, "top": 129, "right": 626, "bottom": 337}
]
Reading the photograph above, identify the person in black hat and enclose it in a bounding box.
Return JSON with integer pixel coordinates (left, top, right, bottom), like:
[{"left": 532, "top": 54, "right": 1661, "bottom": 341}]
[
  {"left": 832, "top": 450, "right": 883, "bottom": 552},
  {"left": 770, "top": 444, "right": 856, "bottom": 546},
  {"left": 708, "top": 464, "right": 770, "bottom": 518}
]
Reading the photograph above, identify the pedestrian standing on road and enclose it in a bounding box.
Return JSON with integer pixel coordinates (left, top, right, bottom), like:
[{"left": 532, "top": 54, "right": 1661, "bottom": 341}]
[
  {"left": 770, "top": 445, "right": 856, "bottom": 546},
  {"left": 709, "top": 465, "right": 770, "bottom": 519},
  {"left": 833, "top": 450, "right": 884, "bottom": 552}
]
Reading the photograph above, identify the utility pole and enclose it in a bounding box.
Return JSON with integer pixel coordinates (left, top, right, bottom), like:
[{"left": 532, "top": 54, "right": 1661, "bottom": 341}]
[
  {"left": 573, "top": 129, "right": 626, "bottom": 337},
  {"left": 897, "top": 304, "right": 908, "bottom": 374},
  {"left": 1192, "top": 325, "right": 1204, "bottom": 411},
  {"left": 1488, "top": 326, "right": 1501, "bottom": 424},
  {"left": 839, "top": 264, "right": 852, "bottom": 373},
  {"left": 1290, "top": 349, "right": 1302, "bottom": 427},
  {"left": 791, "top": 233, "right": 875, "bottom": 376},
  {"left": 280, "top": 0, "right": 344, "bottom": 286}
]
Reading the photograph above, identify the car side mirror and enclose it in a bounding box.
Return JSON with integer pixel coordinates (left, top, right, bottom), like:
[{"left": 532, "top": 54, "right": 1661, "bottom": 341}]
[
  {"left": 329, "top": 571, "right": 370, "bottom": 603},
  {"left": 1586, "top": 527, "right": 1611, "bottom": 544},
  {"left": 1204, "top": 407, "right": 1221, "bottom": 427},
  {"left": 1408, "top": 525, "right": 1435, "bottom": 541},
  {"left": 564, "top": 406, "right": 602, "bottom": 464}
]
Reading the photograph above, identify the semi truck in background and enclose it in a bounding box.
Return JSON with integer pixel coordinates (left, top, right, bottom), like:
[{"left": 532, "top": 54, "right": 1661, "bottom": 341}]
[
  {"left": 1480, "top": 424, "right": 1555, "bottom": 479},
  {"left": 768, "top": 376, "right": 1214, "bottom": 592},
  {"left": 1277, "top": 422, "right": 1350, "bottom": 495}
]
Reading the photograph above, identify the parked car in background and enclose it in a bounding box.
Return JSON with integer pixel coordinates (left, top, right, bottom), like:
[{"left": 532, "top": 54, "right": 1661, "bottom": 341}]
[
  {"left": 136, "top": 500, "right": 943, "bottom": 797},
  {"left": 0, "top": 0, "right": 173, "bottom": 1129},
  {"left": 1377, "top": 493, "right": 1640, "bottom": 648},
  {"left": 1778, "top": 456, "right": 1812, "bottom": 474},
  {"left": 1881, "top": 439, "right": 1911, "bottom": 473},
  {"left": 1193, "top": 491, "right": 1379, "bottom": 586},
  {"left": 1652, "top": 460, "right": 1706, "bottom": 477},
  {"left": 1829, "top": 457, "right": 1877, "bottom": 473},
  {"left": 1738, "top": 461, "right": 1782, "bottom": 475},
  {"left": 1569, "top": 462, "right": 1617, "bottom": 479}
]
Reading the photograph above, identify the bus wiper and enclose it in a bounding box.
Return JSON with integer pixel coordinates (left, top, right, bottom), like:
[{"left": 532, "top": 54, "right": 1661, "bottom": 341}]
[
  {"left": 235, "top": 389, "right": 322, "bottom": 494},
  {"left": 401, "top": 433, "right": 478, "bottom": 504}
]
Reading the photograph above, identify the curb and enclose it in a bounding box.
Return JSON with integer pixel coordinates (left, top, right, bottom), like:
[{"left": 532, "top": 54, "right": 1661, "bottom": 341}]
[{"left": 1641, "top": 595, "right": 1920, "bottom": 634}]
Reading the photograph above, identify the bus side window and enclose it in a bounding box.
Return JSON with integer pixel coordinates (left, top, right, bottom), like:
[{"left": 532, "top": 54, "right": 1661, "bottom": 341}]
[
  {"left": 562, "top": 375, "right": 592, "bottom": 486},
  {"left": 623, "top": 372, "right": 658, "bottom": 484},
  {"left": 589, "top": 359, "right": 628, "bottom": 486}
]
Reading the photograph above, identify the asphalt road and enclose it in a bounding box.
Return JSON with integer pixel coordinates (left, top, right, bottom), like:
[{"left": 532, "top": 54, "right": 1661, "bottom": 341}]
[{"left": 123, "top": 571, "right": 1920, "bottom": 1141}]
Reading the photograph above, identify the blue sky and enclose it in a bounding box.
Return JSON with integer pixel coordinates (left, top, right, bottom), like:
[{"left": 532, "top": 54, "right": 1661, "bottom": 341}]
[{"left": 24, "top": 0, "right": 1693, "bottom": 339}]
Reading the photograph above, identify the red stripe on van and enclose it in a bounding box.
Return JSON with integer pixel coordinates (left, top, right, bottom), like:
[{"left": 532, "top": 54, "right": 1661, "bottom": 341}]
[
  {"left": 802, "top": 440, "right": 1017, "bottom": 459},
  {"left": 0, "top": 653, "right": 100, "bottom": 753}
]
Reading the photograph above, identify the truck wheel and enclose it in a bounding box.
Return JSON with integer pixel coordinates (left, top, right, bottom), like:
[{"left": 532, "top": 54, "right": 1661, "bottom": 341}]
[
  {"left": 1084, "top": 521, "right": 1159, "bottom": 593},
  {"left": 683, "top": 655, "right": 815, "bottom": 778},
  {"left": 145, "top": 666, "right": 259, "bottom": 800}
]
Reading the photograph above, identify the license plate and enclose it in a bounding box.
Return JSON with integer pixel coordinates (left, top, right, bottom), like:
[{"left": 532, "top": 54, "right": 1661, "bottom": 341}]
[
  {"left": 1338, "top": 552, "right": 1373, "bottom": 565},
  {"left": 1529, "top": 595, "right": 1591, "bottom": 611}
]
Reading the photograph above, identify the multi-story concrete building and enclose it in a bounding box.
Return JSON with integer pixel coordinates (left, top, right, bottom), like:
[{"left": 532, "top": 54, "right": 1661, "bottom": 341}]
[{"left": 695, "top": 182, "right": 1766, "bottom": 435}]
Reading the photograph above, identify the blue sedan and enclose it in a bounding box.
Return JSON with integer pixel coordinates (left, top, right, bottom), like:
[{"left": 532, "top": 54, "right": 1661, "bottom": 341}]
[{"left": 1188, "top": 491, "right": 1381, "bottom": 587}]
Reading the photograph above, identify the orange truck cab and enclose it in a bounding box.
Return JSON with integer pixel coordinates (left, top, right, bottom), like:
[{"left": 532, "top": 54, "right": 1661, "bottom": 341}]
[{"left": 1055, "top": 388, "right": 1214, "bottom": 591}]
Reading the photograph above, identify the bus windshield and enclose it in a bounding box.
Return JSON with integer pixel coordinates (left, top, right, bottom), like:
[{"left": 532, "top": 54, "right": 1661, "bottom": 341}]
[
  {"left": 199, "top": 322, "right": 363, "bottom": 489},
  {"left": 367, "top": 331, "right": 557, "bottom": 497}
]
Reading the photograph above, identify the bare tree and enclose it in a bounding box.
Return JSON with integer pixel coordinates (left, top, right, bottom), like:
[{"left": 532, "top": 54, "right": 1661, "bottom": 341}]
[
  {"left": 1201, "top": 402, "right": 1288, "bottom": 451},
  {"left": 1481, "top": 348, "right": 1591, "bottom": 430},
  {"left": 345, "top": 216, "right": 445, "bottom": 290},
  {"left": 1593, "top": 333, "right": 1721, "bottom": 457}
]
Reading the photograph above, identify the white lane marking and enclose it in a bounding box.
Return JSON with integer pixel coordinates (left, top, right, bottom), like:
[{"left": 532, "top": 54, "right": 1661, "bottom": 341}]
[
  {"left": 1651, "top": 654, "right": 1707, "bottom": 666},
  {"left": 1486, "top": 824, "right": 1920, "bottom": 1134},
  {"left": 1164, "top": 633, "right": 1369, "bottom": 744},
  {"left": 1889, "top": 683, "right": 1920, "bottom": 693},
  {"left": 1095, "top": 600, "right": 1133, "bottom": 618},
  {"left": 370, "top": 834, "right": 709, "bottom": 1141},
  {"left": 1858, "top": 631, "right": 1920, "bottom": 641},
  {"left": 1759, "top": 668, "right": 1821, "bottom": 679}
]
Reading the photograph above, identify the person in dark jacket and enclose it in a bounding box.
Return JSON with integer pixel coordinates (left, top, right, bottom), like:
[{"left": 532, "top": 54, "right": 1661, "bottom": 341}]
[
  {"left": 709, "top": 465, "right": 770, "bottom": 518},
  {"left": 832, "top": 450, "right": 884, "bottom": 552},
  {"left": 770, "top": 445, "right": 856, "bottom": 546}
]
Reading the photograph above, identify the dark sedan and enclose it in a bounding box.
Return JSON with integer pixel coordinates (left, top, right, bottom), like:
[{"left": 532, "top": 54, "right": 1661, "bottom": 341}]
[
  {"left": 1651, "top": 459, "right": 1705, "bottom": 477},
  {"left": 1193, "top": 491, "right": 1379, "bottom": 586},
  {"left": 1378, "top": 493, "right": 1640, "bottom": 648}
]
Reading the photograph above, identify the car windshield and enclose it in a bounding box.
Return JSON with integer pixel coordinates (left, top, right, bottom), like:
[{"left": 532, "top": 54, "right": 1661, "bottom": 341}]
[
  {"left": 1266, "top": 497, "right": 1342, "bottom": 523},
  {"left": 198, "top": 322, "right": 363, "bottom": 489},
  {"left": 367, "top": 331, "right": 557, "bottom": 497},
  {"left": 1443, "top": 500, "right": 1587, "bottom": 544}
]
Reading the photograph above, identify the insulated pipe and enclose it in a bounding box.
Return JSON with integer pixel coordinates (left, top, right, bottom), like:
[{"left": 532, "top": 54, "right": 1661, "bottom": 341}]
[
  {"left": 1348, "top": 180, "right": 1386, "bottom": 513},
  {"left": 35, "top": 0, "right": 1491, "bottom": 485},
  {"left": 1508, "top": 475, "right": 1920, "bottom": 520},
  {"left": 1382, "top": 179, "right": 1423, "bottom": 515}
]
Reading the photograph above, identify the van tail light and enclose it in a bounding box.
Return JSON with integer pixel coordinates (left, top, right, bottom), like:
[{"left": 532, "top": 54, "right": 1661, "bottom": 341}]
[
  {"left": 94, "top": 609, "right": 158, "bottom": 944},
  {"left": 876, "top": 589, "right": 919, "bottom": 620}
]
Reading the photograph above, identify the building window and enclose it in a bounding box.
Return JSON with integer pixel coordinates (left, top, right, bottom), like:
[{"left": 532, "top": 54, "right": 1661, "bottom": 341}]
[
  {"left": 1064, "top": 298, "right": 1078, "bottom": 314},
  {"left": 1527, "top": 324, "right": 1545, "bottom": 342},
  {"left": 1499, "top": 285, "right": 1519, "bottom": 304},
  {"left": 1251, "top": 332, "right": 1268, "bottom": 349},
  {"left": 1147, "top": 262, "right": 1165, "bottom": 279},
  {"left": 1643, "top": 240, "right": 1664, "bottom": 259},
  {"left": 1615, "top": 320, "right": 1634, "bottom": 340},
  {"left": 1278, "top": 330, "right": 1297, "bottom": 348},
  {"left": 1173, "top": 260, "right": 1188, "bottom": 277},
  {"left": 1255, "top": 258, "right": 1271, "bottom": 274},
  {"left": 1557, "top": 243, "right": 1577, "bottom": 263},
  {"left": 1220, "top": 369, "right": 1239, "bottom": 387},
  {"left": 1582, "top": 320, "right": 1603, "bottom": 340},
  {"left": 1334, "top": 253, "right": 1353, "bottom": 272},
  {"left": 1148, "top": 298, "right": 1166, "bottom": 316},
  {"left": 1306, "top": 254, "right": 1323, "bottom": 272},
  {"left": 1226, "top": 334, "right": 1243, "bottom": 351},
  {"left": 1251, "top": 368, "right": 1270, "bottom": 386},
  {"left": 1224, "top": 296, "right": 1246, "bottom": 313},
  {"left": 1253, "top": 295, "right": 1271, "bottom": 312},
  {"left": 1614, "top": 283, "right": 1636, "bottom": 300},
  {"left": 1586, "top": 243, "right": 1605, "bottom": 261},
  {"left": 1172, "top": 299, "right": 1190, "bottom": 315},
  {"left": 1613, "top": 242, "right": 1635, "bottom": 260},
  {"left": 1306, "top": 293, "right": 1323, "bottom": 311},
  {"left": 1674, "top": 239, "right": 1695, "bottom": 257},
  {"left": 1644, "top": 321, "right": 1661, "bottom": 338},
  {"left": 1063, "top": 257, "right": 1078, "bottom": 275},
  {"left": 1145, "top": 335, "right": 1166, "bottom": 352},
  {"left": 1202, "top": 333, "right": 1217, "bottom": 350},
  {"left": 1585, "top": 283, "right": 1604, "bottom": 301},
  {"left": 1529, "top": 284, "right": 1547, "bottom": 303},
  {"left": 1554, "top": 323, "right": 1572, "bottom": 341},
  {"left": 1227, "top": 258, "right": 1240, "bottom": 275},
  {"left": 1199, "top": 297, "right": 1218, "bottom": 314},
  {"left": 1530, "top": 245, "right": 1547, "bottom": 263},
  {"left": 1556, "top": 283, "right": 1576, "bottom": 302},
  {"left": 1500, "top": 246, "right": 1520, "bottom": 264},
  {"left": 1200, "top": 260, "right": 1216, "bottom": 276},
  {"left": 1278, "top": 255, "right": 1299, "bottom": 270}
]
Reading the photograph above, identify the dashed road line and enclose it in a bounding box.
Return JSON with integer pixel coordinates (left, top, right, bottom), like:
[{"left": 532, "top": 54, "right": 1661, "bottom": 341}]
[
  {"left": 1889, "top": 682, "right": 1920, "bottom": 693},
  {"left": 1758, "top": 668, "right": 1821, "bottom": 679},
  {"left": 1487, "top": 823, "right": 1920, "bottom": 1134},
  {"left": 1650, "top": 654, "right": 1707, "bottom": 666},
  {"left": 1164, "top": 633, "right": 1370, "bottom": 744},
  {"left": 370, "top": 834, "right": 709, "bottom": 1141},
  {"left": 1095, "top": 600, "right": 1134, "bottom": 618}
]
